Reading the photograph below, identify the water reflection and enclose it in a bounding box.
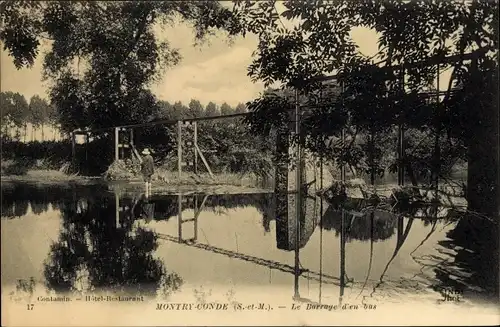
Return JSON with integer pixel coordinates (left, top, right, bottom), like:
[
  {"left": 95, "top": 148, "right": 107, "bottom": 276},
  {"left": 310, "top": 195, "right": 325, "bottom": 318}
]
[
  {"left": 40, "top": 193, "right": 183, "bottom": 298},
  {"left": 1, "top": 183, "right": 497, "bottom": 306},
  {"left": 275, "top": 193, "right": 319, "bottom": 251},
  {"left": 322, "top": 207, "right": 397, "bottom": 242}
]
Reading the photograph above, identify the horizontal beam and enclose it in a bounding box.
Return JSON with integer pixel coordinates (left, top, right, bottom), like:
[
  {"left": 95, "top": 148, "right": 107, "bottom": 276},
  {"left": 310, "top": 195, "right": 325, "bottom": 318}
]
[
  {"left": 72, "top": 112, "right": 250, "bottom": 135},
  {"left": 308, "top": 48, "right": 488, "bottom": 83}
]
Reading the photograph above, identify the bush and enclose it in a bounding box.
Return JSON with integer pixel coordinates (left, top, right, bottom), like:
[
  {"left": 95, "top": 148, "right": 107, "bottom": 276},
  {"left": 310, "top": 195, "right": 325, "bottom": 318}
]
[
  {"left": 1, "top": 159, "right": 31, "bottom": 175},
  {"left": 103, "top": 160, "right": 141, "bottom": 181}
]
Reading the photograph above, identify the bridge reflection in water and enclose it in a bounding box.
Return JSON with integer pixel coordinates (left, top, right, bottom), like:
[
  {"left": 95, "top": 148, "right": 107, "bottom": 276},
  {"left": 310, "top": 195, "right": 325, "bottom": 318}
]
[{"left": 113, "top": 188, "right": 415, "bottom": 305}]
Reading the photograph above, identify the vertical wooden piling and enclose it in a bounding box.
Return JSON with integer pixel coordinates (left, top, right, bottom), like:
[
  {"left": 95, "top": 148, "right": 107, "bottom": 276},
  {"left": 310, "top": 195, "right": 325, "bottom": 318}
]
[
  {"left": 341, "top": 128, "right": 346, "bottom": 183},
  {"left": 339, "top": 209, "right": 346, "bottom": 305},
  {"left": 398, "top": 69, "right": 405, "bottom": 186},
  {"left": 129, "top": 128, "right": 134, "bottom": 159},
  {"left": 85, "top": 132, "right": 89, "bottom": 166},
  {"left": 293, "top": 88, "right": 301, "bottom": 299},
  {"left": 177, "top": 121, "right": 182, "bottom": 179},
  {"left": 114, "top": 127, "right": 119, "bottom": 162},
  {"left": 194, "top": 195, "right": 198, "bottom": 241},
  {"left": 178, "top": 193, "right": 183, "bottom": 241},
  {"left": 319, "top": 154, "right": 324, "bottom": 304},
  {"left": 71, "top": 132, "right": 76, "bottom": 163},
  {"left": 398, "top": 125, "right": 405, "bottom": 186},
  {"left": 370, "top": 130, "right": 375, "bottom": 186},
  {"left": 194, "top": 121, "right": 198, "bottom": 174},
  {"left": 115, "top": 191, "right": 120, "bottom": 229},
  {"left": 340, "top": 82, "right": 346, "bottom": 184},
  {"left": 433, "top": 64, "right": 440, "bottom": 200}
]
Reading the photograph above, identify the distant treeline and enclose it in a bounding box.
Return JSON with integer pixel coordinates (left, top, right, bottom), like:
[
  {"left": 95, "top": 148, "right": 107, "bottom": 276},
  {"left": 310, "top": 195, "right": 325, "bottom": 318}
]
[
  {"left": 0, "top": 91, "right": 248, "bottom": 141},
  {"left": 0, "top": 92, "right": 60, "bottom": 142},
  {"left": 1, "top": 93, "right": 274, "bottom": 176},
  {"left": 152, "top": 99, "right": 247, "bottom": 121}
]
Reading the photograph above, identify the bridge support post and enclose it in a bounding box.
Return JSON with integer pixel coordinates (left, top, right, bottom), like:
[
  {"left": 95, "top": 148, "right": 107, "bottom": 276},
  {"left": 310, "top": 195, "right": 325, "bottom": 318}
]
[
  {"left": 85, "top": 132, "right": 89, "bottom": 167},
  {"left": 178, "top": 193, "right": 183, "bottom": 241},
  {"left": 398, "top": 68, "right": 405, "bottom": 187},
  {"left": 177, "top": 121, "right": 182, "bottom": 179},
  {"left": 71, "top": 132, "right": 76, "bottom": 164},
  {"left": 194, "top": 121, "right": 198, "bottom": 174},
  {"left": 340, "top": 82, "right": 346, "bottom": 184},
  {"left": 339, "top": 209, "right": 346, "bottom": 305},
  {"left": 293, "top": 88, "right": 301, "bottom": 300},
  {"left": 114, "top": 127, "right": 119, "bottom": 162},
  {"left": 115, "top": 190, "right": 120, "bottom": 229}
]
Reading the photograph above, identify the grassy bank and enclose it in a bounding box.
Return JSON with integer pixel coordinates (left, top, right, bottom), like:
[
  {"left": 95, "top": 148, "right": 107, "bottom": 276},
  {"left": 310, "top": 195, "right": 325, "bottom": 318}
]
[
  {"left": 0, "top": 169, "right": 100, "bottom": 185},
  {"left": 1, "top": 165, "right": 272, "bottom": 194}
]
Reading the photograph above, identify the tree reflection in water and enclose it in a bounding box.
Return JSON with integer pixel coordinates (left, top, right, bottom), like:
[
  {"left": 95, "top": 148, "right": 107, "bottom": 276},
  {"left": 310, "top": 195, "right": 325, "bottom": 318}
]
[
  {"left": 321, "top": 205, "right": 397, "bottom": 242},
  {"left": 43, "top": 194, "right": 183, "bottom": 299},
  {"left": 31, "top": 200, "right": 49, "bottom": 215}
]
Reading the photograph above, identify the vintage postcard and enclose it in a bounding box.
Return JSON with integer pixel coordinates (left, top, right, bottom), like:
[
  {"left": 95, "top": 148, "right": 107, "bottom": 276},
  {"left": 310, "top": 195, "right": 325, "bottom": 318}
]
[{"left": 1, "top": 1, "right": 499, "bottom": 326}]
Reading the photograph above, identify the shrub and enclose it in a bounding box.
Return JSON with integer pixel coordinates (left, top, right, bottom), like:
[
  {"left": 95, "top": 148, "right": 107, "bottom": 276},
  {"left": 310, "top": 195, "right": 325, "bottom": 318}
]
[{"left": 103, "top": 160, "right": 141, "bottom": 181}]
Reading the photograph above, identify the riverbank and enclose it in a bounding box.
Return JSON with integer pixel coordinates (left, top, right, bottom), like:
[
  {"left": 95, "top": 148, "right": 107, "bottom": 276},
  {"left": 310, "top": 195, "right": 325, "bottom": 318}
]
[
  {"left": 0, "top": 169, "right": 272, "bottom": 194},
  {"left": 0, "top": 170, "right": 99, "bottom": 185}
]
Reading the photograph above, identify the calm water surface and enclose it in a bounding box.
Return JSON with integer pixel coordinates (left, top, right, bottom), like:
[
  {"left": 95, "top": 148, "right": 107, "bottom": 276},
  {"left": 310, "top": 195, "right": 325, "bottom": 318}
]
[{"left": 1, "top": 182, "right": 498, "bottom": 309}]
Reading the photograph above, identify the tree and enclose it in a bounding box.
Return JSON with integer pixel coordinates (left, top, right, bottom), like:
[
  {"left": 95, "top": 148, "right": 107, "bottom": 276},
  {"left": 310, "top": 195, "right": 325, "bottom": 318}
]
[
  {"left": 220, "top": 102, "right": 234, "bottom": 115},
  {"left": 156, "top": 100, "right": 175, "bottom": 120},
  {"left": 0, "top": 92, "right": 16, "bottom": 138},
  {"left": 1, "top": 1, "right": 245, "bottom": 133},
  {"left": 172, "top": 101, "right": 189, "bottom": 120},
  {"left": 234, "top": 103, "right": 247, "bottom": 114},
  {"left": 29, "top": 95, "right": 50, "bottom": 141},
  {"left": 0, "top": 91, "right": 29, "bottom": 140},
  {"left": 205, "top": 102, "right": 219, "bottom": 117},
  {"left": 188, "top": 99, "right": 204, "bottom": 118},
  {"left": 236, "top": 0, "right": 498, "bottom": 217}
]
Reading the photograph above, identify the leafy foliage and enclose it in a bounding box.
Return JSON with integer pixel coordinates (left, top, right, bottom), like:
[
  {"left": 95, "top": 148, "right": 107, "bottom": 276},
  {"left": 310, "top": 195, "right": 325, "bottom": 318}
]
[
  {"left": 205, "top": 102, "right": 219, "bottom": 117},
  {"left": 0, "top": 91, "right": 29, "bottom": 135},
  {"left": 1, "top": 1, "right": 245, "bottom": 133},
  {"left": 236, "top": 0, "right": 498, "bottom": 188}
]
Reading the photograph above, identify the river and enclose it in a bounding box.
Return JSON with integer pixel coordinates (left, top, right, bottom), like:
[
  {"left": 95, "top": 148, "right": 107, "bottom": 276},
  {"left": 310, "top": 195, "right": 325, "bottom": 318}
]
[{"left": 1, "top": 182, "right": 498, "bottom": 325}]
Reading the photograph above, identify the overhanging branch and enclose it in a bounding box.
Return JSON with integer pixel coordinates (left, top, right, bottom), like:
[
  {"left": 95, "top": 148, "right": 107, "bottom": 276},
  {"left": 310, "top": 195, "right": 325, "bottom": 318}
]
[{"left": 308, "top": 48, "right": 489, "bottom": 84}]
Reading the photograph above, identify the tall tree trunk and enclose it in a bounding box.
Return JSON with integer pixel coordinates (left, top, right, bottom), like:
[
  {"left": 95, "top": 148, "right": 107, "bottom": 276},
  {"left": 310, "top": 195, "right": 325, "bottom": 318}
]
[{"left": 41, "top": 123, "right": 44, "bottom": 141}]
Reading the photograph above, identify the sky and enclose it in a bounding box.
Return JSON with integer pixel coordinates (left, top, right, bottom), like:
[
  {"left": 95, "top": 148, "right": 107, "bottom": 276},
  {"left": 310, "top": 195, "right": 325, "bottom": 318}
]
[
  {"left": 1, "top": 17, "right": 268, "bottom": 108},
  {"left": 1, "top": 3, "right": 450, "bottom": 109}
]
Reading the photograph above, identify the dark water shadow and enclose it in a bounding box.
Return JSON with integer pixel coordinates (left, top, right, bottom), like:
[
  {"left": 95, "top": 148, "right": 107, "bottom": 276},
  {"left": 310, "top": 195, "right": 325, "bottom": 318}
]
[{"left": 431, "top": 213, "right": 499, "bottom": 303}]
